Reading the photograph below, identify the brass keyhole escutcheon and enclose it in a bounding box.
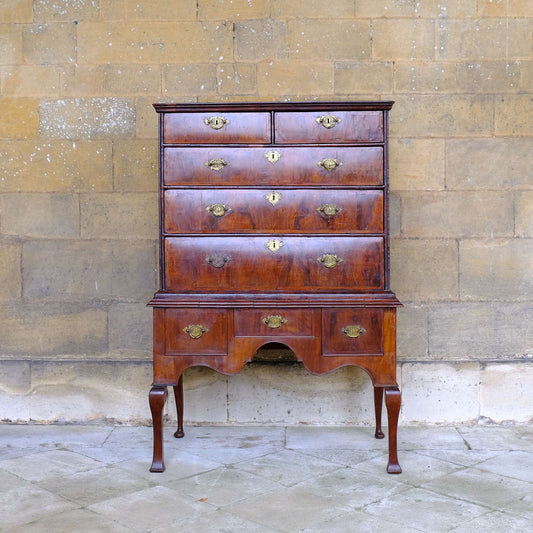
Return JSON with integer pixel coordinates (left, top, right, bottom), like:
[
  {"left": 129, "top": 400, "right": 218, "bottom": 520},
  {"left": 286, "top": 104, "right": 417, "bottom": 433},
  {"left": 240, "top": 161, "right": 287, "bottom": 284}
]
[
  {"left": 204, "top": 116, "right": 229, "bottom": 130},
  {"left": 262, "top": 315, "right": 288, "bottom": 329},
  {"left": 205, "top": 159, "right": 229, "bottom": 171},
  {"left": 317, "top": 253, "right": 343, "bottom": 268},
  {"left": 318, "top": 158, "right": 342, "bottom": 171},
  {"left": 206, "top": 203, "right": 231, "bottom": 217},
  {"left": 264, "top": 150, "right": 281, "bottom": 164},
  {"left": 266, "top": 238, "right": 284, "bottom": 253},
  {"left": 316, "top": 114, "right": 341, "bottom": 129},
  {"left": 183, "top": 324, "right": 209, "bottom": 339},
  {"left": 341, "top": 325, "right": 366, "bottom": 338},
  {"left": 265, "top": 191, "right": 282, "bottom": 206},
  {"left": 317, "top": 204, "right": 342, "bottom": 219}
]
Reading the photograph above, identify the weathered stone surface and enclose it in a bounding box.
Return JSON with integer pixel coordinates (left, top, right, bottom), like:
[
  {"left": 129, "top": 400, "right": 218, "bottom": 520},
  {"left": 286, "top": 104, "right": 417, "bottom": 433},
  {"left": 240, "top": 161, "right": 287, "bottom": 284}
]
[
  {"left": 108, "top": 303, "right": 152, "bottom": 354},
  {"left": 0, "top": 0, "right": 32, "bottom": 23},
  {"left": 34, "top": 0, "right": 99, "bottom": 21},
  {"left": 0, "top": 243, "right": 21, "bottom": 300},
  {"left": 397, "top": 305, "right": 428, "bottom": 361},
  {"left": 0, "top": 25, "right": 23, "bottom": 64},
  {"left": 22, "top": 23, "right": 76, "bottom": 65},
  {"left": 113, "top": 139, "right": 158, "bottom": 192},
  {"left": 103, "top": 65, "right": 161, "bottom": 96},
  {"left": 217, "top": 63, "right": 257, "bottom": 95},
  {"left": 495, "top": 95, "right": 533, "bottom": 136},
  {"left": 456, "top": 61, "right": 521, "bottom": 93},
  {"left": 394, "top": 61, "right": 457, "bottom": 93},
  {"left": 235, "top": 20, "right": 288, "bottom": 61},
  {"left": 198, "top": 0, "right": 270, "bottom": 19},
  {"left": 60, "top": 65, "right": 104, "bottom": 97},
  {"left": 478, "top": 0, "right": 533, "bottom": 17},
  {"left": 0, "top": 66, "right": 60, "bottom": 97},
  {"left": 515, "top": 192, "right": 533, "bottom": 237},
  {"left": 272, "top": 0, "right": 355, "bottom": 18},
  {"left": 372, "top": 19, "right": 435, "bottom": 60},
  {"left": 335, "top": 62, "right": 393, "bottom": 94},
  {"left": 100, "top": 0, "right": 197, "bottom": 20},
  {"left": 163, "top": 64, "right": 217, "bottom": 97},
  {"left": 0, "top": 360, "right": 30, "bottom": 422},
  {"left": 0, "top": 98, "right": 39, "bottom": 139}
]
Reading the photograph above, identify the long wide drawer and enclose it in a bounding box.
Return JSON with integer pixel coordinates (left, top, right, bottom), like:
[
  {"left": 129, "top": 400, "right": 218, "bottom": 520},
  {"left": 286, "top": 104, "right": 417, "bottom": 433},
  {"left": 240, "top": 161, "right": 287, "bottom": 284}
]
[
  {"left": 164, "top": 189, "right": 383, "bottom": 234},
  {"left": 164, "top": 147, "right": 383, "bottom": 187},
  {"left": 164, "top": 236, "right": 384, "bottom": 292}
]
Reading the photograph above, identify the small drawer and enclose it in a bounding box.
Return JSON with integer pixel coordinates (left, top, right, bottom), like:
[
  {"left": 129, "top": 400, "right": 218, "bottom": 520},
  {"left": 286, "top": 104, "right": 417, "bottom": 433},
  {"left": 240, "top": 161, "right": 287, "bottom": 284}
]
[
  {"left": 164, "top": 309, "right": 227, "bottom": 355},
  {"left": 323, "top": 309, "right": 384, "bottom": 356},
  {"left": 275, "top": 111, "right": 384, "bottom": 144},
  {"left": 234, "top": 309, "right": 315, "bottom": 337},
  {"left": 163, "top": 112, "right": 271, "bottom": 144}
]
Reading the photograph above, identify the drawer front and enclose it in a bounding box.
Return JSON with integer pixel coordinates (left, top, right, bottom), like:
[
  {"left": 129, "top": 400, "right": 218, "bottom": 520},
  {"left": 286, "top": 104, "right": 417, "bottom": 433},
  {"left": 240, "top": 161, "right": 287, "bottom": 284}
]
[
  {"left": 164, "top": 147, "right": 383, "bottom": 187},
  {"left": 165, "top": 236, "right": 383, "bottom": 292},
  {"left": 164, "top": 309, "right": 227, "bottom": 355},
  {"left": 323, "top": 309, "right": 384, "bottom": 355},
  {"left": 234, "top": 309, "right": 315, "bottom": 336},
  {"left": 164, "top": 189, "right": 384, "bottom": 234},
  {"left": 275, "top": 111, "right": 383, "bottom": 144},
  {"left": 163, "top": 112, "right": 271, "bottom": 144}
]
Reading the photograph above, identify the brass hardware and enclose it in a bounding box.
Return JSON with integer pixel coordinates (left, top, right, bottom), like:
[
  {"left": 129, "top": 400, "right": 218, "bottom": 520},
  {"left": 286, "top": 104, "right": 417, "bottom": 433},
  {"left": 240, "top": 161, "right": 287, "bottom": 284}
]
[
  {"left": 318, "top": 158, "right": 342, "bottom": 171},
  {"left": 341, "top": 325, "right": 367, "bottom": 338},
  {"left": 183, "top": 324, "right": 209, "bottom": 339},
  {"left": 206, "top": 203, "right": 231, "bottom": 217},
  {"left": 205, "top": 158, "right": 229, "bottom": 171},
  {"left": 317, "top": 254, "right": 343, "bottom": 268},
  {"left": 264, "top": 150, "right": 281, "bottom": 164},
  {"left": 316, "top": 114, "right": 341, "bottom": 129},
  {"left": 266, "top": 238, "right": 284, "bottom": 253},
  {"left": 265, "top": 191, "right": 282, "bottom": 206},
  {"left": 317, "top": 204, "right": 342, "bottom": 219},
  {"left": 206, "top": 253, "right": 231, "bottom": 268},
  {"left": 204, "top": 116, "right": 229, "bottom": 130},
  {"left": 262, "top": 315, "right": 288, "bottom": 329}
]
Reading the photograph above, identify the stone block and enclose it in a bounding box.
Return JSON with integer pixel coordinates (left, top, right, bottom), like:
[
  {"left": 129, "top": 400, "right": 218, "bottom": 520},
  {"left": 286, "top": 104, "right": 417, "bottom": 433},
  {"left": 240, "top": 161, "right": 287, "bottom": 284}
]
[
  {"left": 0, "top": 66, "right": 60, "bottom": 97},
  {"left": 257, "top": 60, "right": 333, "bottom": 96},
  {"left": 228, "top": 364, "right": 375, "bottom": 425},
  {"left": 357, "top": 0, "right": 477, "bottom": 18},
  {"left": 113, "top": 139, "right": 158, "bottom": 192},
  {"left": 446, "top": 138, "right": 532, "bottom": 190},
  {"left": 100, "top": 0, "right": 197, "bottom": 20},
  {"left": 288, "top": 20, "right": 371, "bottom": 60},
  {"left": 0, "top": 98, "right": 39, "bottom": 139},
  {"left": 480, "top": 363, "right": 533, "bottom": 424},
  {"left": 478, "top": 0, "right": 533, "bottom": 17},
  {"left": 39, "top": 98, "right": 136, "bottom": 139},
  {"left": 34, "top": 0, "right": 99, "bottom": 21},
  {"left": 0, "top": 0, "right": 32, "bottom": 22},
  {"left": 108, "top": 302, "right": 152, "bottom": 355},
  {"left": 389, "top": 193, "right": 400, "bottom": 237},
  {"left": 401, "top": 191, "right": 514, "bottom": 238},
  {"left": 372, "top": 19, "right": 435, "bottom": 60},
  {"left": 428, "top": 303, "right": 532, "bottom": 360},
  {"left": 217, "top": 63, "right": 257, "bottom": 95},
  {"left": 235, "top": 20, "right": 288, "bottom": 61},
  {"left": 389, "top": 138, "right": 445, "bottom": 191},
  {"left": 22, "top": 240, "right": 113, "bottom": 299},
  {"left": 163, "top": 64, "right": 217, "bottom": 97},
  {"left": 60, "top": 66, "right": 104, "bottom": 97},
  {"left": 22, "top": 23, "right": 76, "bottom": 65},
  {"left": 495, "top": 95, "right": 533, "bottom": 136},
  {"left": 272, "top": 0, "right": 355, "bottom": 18},
  {"left": 390, "top": 239, "right": 459, "bottom": 302},
  {"left": 394, "top": 61, "right": 457, "bottom": 93},
  {"left": 335, "top": 62, "right": 393, "bottom": 94},
  {"left": 198, "top": 0, "right": 270, "bottom": 19},
  {"left": 103, "top": 65, "right": 161, "bottom": 96},
  {"left": 0, "top": 243, "right": 21, "bottom": 299},
  {"left": 515, "top": 192, "right": 533, "bottom": 237},
  {"left": 460, "top": 239, "right": 533, "bottom": 301},
  {"left": 0, "top": 302, "right": 108, "bottom": 356},
  {"left": 0, "top": 140, "right": 113, "bottom": 193},
  {"left": 0, "top": 24, "right": 23, "bottom": 64},
  {"left": 78, "top": 22, "right": 233, "bottom": 63},
  {"left": 0, "top": 360, "right": 30, "bottom": 422},
  {"left": 135, "top": 97, "right": 166, "bottom": 139},
  {"left": 80, "top": 193, "right": 158, "bottom": 239},
  {"left": 456, "top": 61, "right": 521, "bottom": 93},
  {"left": 397, "top": 305, "right": 428, "bottom": 361},
  {"left": 438, "top": 19, "right": 532, "bottom": 60},
  {"left": 29, "top": 361, "right": 152, "bottom": 423},
  {"left": 400, "top": 363, "right": 480, "bottom": 424},
  {"left": 0, "top": 194, "right": 79, "bottom": 238},
  {"left": 390, "top": 95, "right": 493, "bottom": 138}
]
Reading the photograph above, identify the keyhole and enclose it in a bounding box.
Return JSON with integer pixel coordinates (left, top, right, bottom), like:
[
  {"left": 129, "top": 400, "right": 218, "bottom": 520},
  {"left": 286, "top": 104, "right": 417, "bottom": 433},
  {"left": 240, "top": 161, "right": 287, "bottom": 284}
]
[{"left": 213, "top": 117, "right": 223, "bottom": 128}]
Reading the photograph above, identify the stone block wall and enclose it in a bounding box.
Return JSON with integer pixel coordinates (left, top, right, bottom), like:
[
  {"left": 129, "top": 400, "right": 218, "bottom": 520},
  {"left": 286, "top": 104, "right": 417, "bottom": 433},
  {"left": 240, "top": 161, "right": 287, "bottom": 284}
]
[{"left": 1, "top": 0, "right": 531, "bottom": 426}]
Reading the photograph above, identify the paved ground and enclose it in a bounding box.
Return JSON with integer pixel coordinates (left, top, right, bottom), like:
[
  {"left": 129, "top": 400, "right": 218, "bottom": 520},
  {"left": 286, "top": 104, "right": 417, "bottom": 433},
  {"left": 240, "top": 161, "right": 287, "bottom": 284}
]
[{"left": 0, "top": 424, "right": 531, "bottom": 532}]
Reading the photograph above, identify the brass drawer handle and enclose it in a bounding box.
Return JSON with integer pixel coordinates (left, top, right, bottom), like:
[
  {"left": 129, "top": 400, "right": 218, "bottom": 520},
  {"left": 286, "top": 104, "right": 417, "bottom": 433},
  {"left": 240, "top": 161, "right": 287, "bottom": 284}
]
[
  {"left": 266, "top": 238, "right": 284, "bottom": 253},
  {"left": 316, "top": 114, "right": 341, "bottom": 129},
  {"left": 183, "top": 324, "right": 209, "bottom": 339},
  {"left": 262, "top": 315, "right": 288, "bottom": 329},
  {"left": 205, "top": 158, "right": 230, "bottom": 171},
  {"left": 317, "top": 204, "right": 342, "bottom": 219},
  {"left": 341, "top": 325, "right": 367, "bottom": 338},
  {"left": 206, "top": 253, "right": 231, "bottom": 268},
  {"left": 206, "top": 203, "right": 231, "bottom": 217},
  {"left": 265, "top": 191, "right": 282, "bottom": 206},
  {"left": 204, "top": 116, "right": 229, "bottom": 130},
  {"left": 318, "top": 158, "right": 342, "bottom": 171},
  {"left": 317, "top": 254, "right": 343, "bottom": 268}
]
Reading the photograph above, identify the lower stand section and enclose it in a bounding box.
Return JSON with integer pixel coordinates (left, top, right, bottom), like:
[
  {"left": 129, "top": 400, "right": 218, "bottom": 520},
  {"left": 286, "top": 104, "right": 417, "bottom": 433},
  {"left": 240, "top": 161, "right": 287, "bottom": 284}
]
[
  {"left": 385, "top": 386, "right": 402, "bottom": 474},
  {"left": 373, "top": 386, "right": 385, "bottom": 439},
  {"left": 149, "top": 386, "right": 167, "bottom": 473},
  {"left": 173, "top": 375, "right": 184, "bottom": 439}
]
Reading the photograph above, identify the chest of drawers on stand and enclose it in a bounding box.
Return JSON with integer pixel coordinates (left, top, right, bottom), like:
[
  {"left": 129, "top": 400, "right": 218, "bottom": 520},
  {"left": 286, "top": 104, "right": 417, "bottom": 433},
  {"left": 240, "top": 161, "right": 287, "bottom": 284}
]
[{"left": 148, "top": 102, "right": 402, "bottom": 474}]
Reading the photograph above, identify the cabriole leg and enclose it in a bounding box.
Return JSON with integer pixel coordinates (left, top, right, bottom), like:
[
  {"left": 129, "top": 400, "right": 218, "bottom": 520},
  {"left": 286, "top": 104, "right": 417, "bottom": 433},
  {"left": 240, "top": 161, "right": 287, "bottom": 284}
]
[
  {"left": 149, "top": 386, "right": 167, "bottom": 473},
  {"left": 374, "top": 386, "right": 385, "bottom": 439},
  {"left": 173, "top": 374, "right": 184, "bottom": 438},
  {"left": 385, "top": 386, "right": 402, "bottom": 474}
]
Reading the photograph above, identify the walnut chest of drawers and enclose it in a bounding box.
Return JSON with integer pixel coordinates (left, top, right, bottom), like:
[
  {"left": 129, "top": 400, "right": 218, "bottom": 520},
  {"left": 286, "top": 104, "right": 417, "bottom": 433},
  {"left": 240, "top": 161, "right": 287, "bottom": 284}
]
[{"left": 149, "top": 102, "right": 402, "bottom": 474}]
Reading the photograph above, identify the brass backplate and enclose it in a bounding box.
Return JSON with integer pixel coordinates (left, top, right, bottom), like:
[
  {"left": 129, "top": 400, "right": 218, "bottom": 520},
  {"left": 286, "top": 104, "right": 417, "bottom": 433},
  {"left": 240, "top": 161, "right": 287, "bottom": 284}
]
[
  {"left": 264, "top": 150, "right": 281, "bottom": 164},
  {"left": 204, "top": 116, "right": 229, "bottom": 130},
  {"left": 262, "top": 315, "right": 288, "bottom": 329},
  {"left": 341, "top": 325, "right": 367, "bottom": 338},
  {"left": 316, "top": 114, "right": 341, "bottom": 129},
  {"left": 266, "top": 238, "right": 284, "bottom": 253},
  {"left": 317, "top": 253, "right": 343, "bottom": 268},
  {"left": 183, "top": 324, "right": 209, "bottom": 339},
  {"left": 265, "top": 191, "right": 282, "bottom": 206}
]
